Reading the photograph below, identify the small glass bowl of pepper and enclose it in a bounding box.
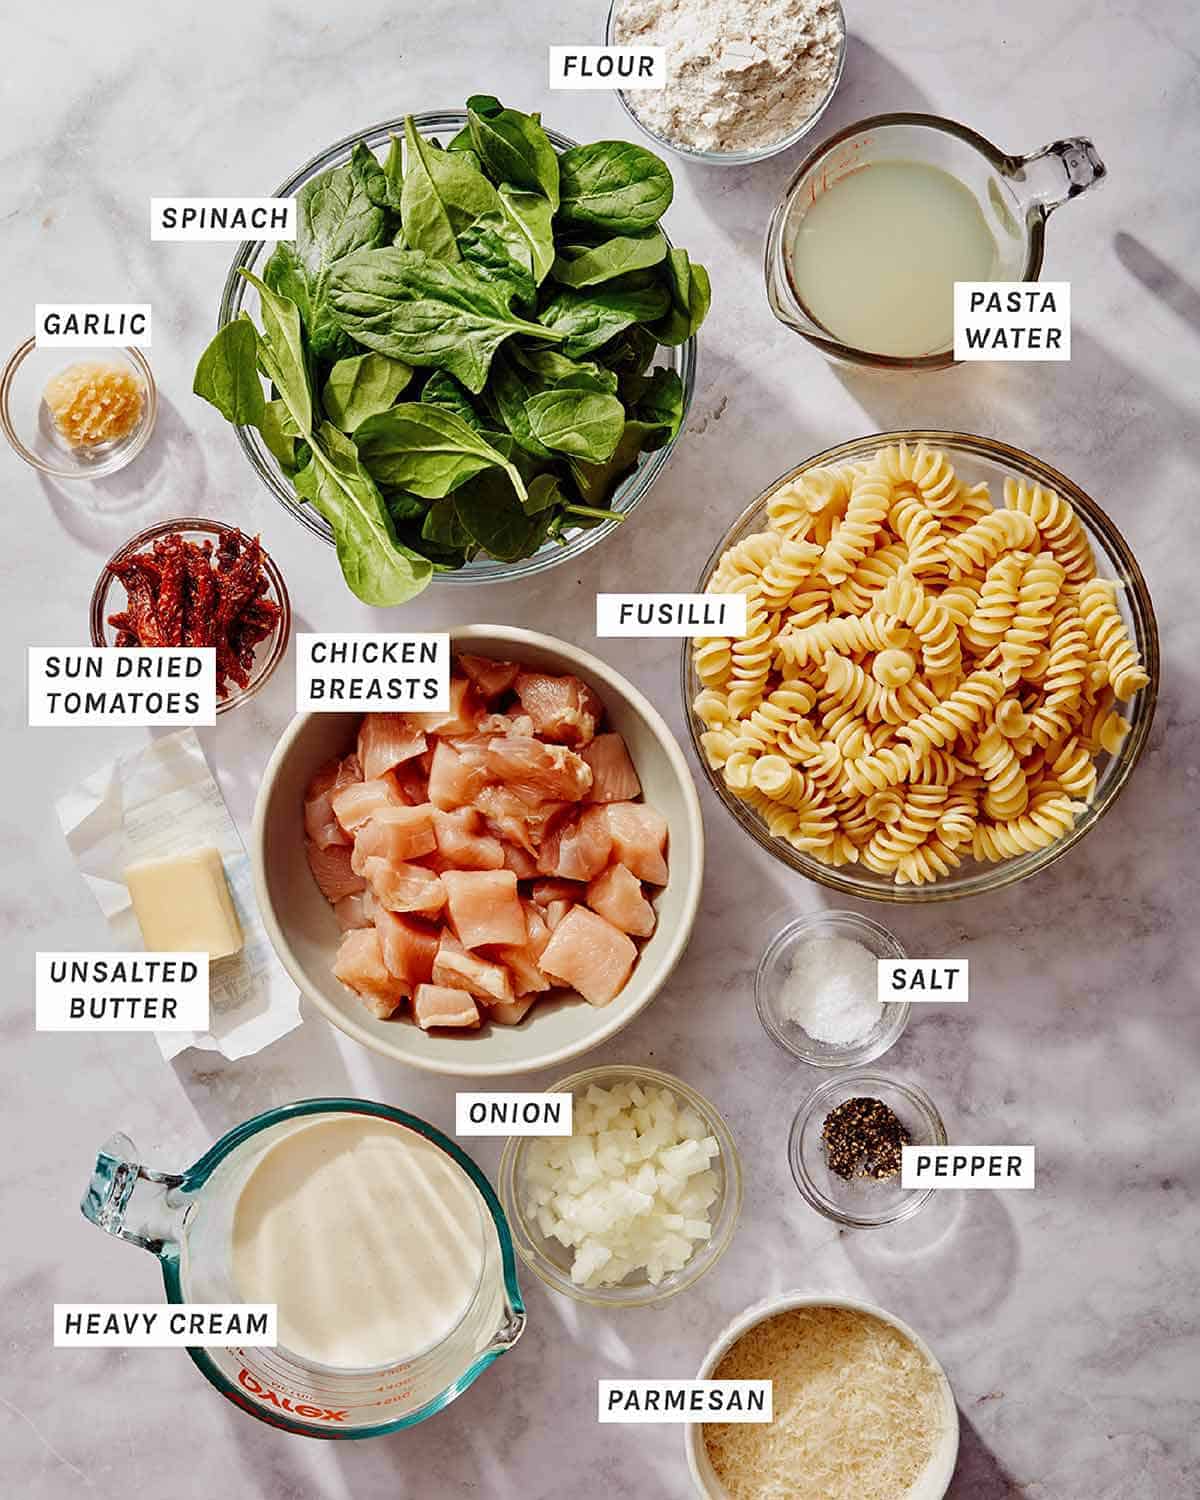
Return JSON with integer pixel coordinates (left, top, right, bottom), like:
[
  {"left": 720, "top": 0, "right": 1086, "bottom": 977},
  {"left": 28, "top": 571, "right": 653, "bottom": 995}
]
[
  {"left": 788, "top": 1073, "right": 947, "bottom": 1229},
  {"left": 89, "top": 517, "right": 291, "bottom": 714}
]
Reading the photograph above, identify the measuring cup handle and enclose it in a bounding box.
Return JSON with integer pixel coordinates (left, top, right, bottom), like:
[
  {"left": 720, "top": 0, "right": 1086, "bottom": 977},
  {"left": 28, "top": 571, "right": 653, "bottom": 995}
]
[
  {"left": 80, "top": 1132, "right": 186, "bottom": 1254},
  {"left": 1011, "top": 137, "right": 1107, "bottom": 217}
]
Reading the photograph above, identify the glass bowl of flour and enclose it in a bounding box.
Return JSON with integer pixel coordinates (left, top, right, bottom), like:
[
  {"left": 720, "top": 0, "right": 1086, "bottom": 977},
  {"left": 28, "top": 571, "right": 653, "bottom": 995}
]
[{"left": 606, "top": 0, "right": 846, "bottom": 164}]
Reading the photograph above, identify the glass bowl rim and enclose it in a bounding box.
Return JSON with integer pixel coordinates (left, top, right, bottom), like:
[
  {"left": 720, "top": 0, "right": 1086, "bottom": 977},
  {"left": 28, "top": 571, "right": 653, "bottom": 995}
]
[
  {"left": 681, "top": 429, "right": 1160, "bottom": 903},
  {"left": 604, "top": 0, "right": 848, "bottom": 166},
  {"left": 788, "top": 1070, "right": 947, "bottom": 1228},
  {"left": 215, "top": 109, "right": 697, "bottom": 587},
  {"left": 755, "top": 909, "right": 911, "bottom": 1068},
  {"left": 0, "top": 337, "right": 158, "bottom": 480},
  {"left": 498, "top": 1062, "right": 743, "bottom": 1307},
  {"left": 89, "top": 515, "right": 292, "bottom": 714}
]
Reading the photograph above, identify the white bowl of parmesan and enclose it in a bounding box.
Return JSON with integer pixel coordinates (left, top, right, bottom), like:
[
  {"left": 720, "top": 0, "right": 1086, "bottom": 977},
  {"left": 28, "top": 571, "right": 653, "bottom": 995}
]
[{"left": 685, "top": 1294, "right": 959, "bottom": 1499}]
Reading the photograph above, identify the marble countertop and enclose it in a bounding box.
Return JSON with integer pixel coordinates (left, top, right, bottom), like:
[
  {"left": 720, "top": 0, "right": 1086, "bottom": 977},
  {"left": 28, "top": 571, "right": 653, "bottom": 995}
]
[{"left": 4, "top": 1, "right": 1198, "bottom": 1496}]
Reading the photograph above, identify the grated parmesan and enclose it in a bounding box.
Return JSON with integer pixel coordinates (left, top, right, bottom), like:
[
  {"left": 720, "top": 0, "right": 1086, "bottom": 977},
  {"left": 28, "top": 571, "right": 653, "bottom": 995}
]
[{"left": 702, "top": 1305, "right": 945, "bottom": 1499}]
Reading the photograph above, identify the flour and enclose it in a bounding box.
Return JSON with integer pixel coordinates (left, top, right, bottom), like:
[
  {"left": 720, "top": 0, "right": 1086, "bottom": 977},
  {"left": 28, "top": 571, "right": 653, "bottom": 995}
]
[{"left": 614, "top": 0, "right": 844, "bottom": 154}]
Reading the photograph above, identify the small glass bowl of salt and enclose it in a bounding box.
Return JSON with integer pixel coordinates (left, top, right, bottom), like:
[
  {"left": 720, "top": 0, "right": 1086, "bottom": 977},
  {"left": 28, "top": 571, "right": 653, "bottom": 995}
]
[{"left": 755, "top": 911, "right": 910, "bottom": 1068}]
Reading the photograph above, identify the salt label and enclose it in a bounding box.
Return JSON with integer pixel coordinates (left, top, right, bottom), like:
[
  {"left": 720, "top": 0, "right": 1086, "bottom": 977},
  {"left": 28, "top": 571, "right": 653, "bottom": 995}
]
[
  {"left": 55, "top": 1304, "right": 277, "bottom": 1347},
  {"left": 954, "top": 282, "right": 1070, "bottom": 361},
  {"left": 550, "top": 46, "right": 666, "bottom": 90},
  {"left": 599, "top": 1380, "right": 772, "bottom": 1423},
  {"left": 596, "top": 593, "right": 748, "bottom": 637},
  {"left": 35, "top": 952, "right": 209, "bottom": 1032},
  {"left": 878, "top": 959, "right": 969, "bottom": 1004},
  {"left": 28, "top": 647, "right": 216, "bottom": 726},
  {"left": 296, "top": 633, "right": 449, "bottom": 712},
  {"left": 902, "top": 1146, "right": 1035, "bottom": 1190},
  {"left": 455, "top": 1092, "right": 573, "bottom": 1137}
]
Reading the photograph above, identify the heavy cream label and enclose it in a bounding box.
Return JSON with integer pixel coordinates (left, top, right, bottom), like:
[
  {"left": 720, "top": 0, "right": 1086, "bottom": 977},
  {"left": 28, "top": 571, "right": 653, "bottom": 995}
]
[
  {"left": 599, "top": 1380, "right": 772, "bottom": 1423},
  {"left": 596, "top": 593, "right": 748, "bottom": 637},
  {"left": 902, "top": 1146, "right": 1036, "bottom": 1190},
  {"left": 150, "top": 197, "right": 297, "bottom": 241},
  {"left": 954, "top": 282, "right": 1070, "bottom": 360},
  {"left": 296, "top": 632, "right": 450, "bottom": 712},
  {"left": 35, "top": 953, "right": 209, "bottom": 1032},
  {"left": 55, "top": 1304, "right": 277, "bottom": 1347},
  {"left": 549, "top": 46, "right": 665, "bottom": 89},
  {"left": 455, "top": 1092, "right": 573, "bottom": 1136},
  {"left": 28, "top": 648, "right": 216, "bottom": 726},
  {"left": 35, "top": 304, "right": 151, "bottom": 348},
  {"left": 878, "top": 959, "right": 969, "bottom": 1003}
]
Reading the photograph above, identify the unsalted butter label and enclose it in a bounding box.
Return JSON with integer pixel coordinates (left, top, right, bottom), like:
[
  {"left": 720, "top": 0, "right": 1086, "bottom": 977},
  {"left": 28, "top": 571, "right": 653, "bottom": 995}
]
[
  {"left": 902, "top": 1146, "right": 1036, "bottom": 1190},
  {"left": 35, "top": 304, "right": 151, "bottom": 348},
  {"left": 550, "top": 45, "right": 666, "bottom": 89},
  {"left": 36, "top": 952, "right": 209, "bottom": 1032},
  {"left": 599, "top": 1380, "right": 772, "bottom": 1423},
  {"left": 150, "top": 197, "right": 297, "bottom": 241},
  {"left": 954, "top": 282, "right": 1070, "bottom": 360},
  {"left": 596, "top": 593, "right": 748, "bottom": 638},
  {"left": 54, "top": 1304, "right": 277, "bottom": 1347},
  {"left": 28, "top": 648, "right": 216, "bottom": 726},
  {"left": 455, "top": 1092, "right": 573, "bottom": 1136},
  {"left": 296, "top": 632, "right": 450, "bottom": 712},
  {"left": 878, "top": 959, "right": 969, "bottom": 1003}
]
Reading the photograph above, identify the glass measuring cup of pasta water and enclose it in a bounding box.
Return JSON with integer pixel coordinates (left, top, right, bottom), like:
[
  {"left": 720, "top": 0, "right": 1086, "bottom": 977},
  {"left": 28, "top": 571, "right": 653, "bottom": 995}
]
[
  {"left": 80, "top": 1098, "right": 525, "bottom": 1437},
  {"left": 765, "top": 112, "right": 1106, "bottom": 370}
]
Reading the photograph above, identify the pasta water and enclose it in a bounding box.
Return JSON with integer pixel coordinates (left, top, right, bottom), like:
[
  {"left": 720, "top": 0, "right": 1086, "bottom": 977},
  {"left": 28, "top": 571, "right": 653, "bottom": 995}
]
[{"left": 788, "top": 161, "right": 998, "bottom": 358}]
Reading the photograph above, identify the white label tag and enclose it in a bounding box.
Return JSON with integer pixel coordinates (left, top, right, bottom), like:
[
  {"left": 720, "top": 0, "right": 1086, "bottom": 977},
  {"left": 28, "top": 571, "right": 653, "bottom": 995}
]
[
  {"left": 36, "top": 952, "right": 209, "bottom": 1032},
  {"left": 54, "top": 1304, "right": 277, "bottom": 1347},
  {"left": 596, "top": 593, "right": 748, "bottom": 638},
  {"left": 28, "top": 648, "right": 216, "bottom": 727},
  {"left": 35, "top": 304, "right": 151, "bottom": 348},
  {"left": 455, "top": 1092, "right": 573, "bottom": 1136},
  {"left": 954, "top": 281, "right": 1070, "bottom": 360},
  {"left": 296, "top": 633, "right": 450, "bottom": 712},
  {"left": 599, "top": 1380, "right": 773, "bottom": 1423},
  {"left": 902, "top": 1146, "right": 1036, "bottom": 1190},
  {"left": 150, "top": 197, "right": 297, "bottom": 241},
  {"left": 550, "top": 45, "right": 666, "bottom": 89},
  {"left": 878, "top": 959, "right": 969, "bottom": 1004}
]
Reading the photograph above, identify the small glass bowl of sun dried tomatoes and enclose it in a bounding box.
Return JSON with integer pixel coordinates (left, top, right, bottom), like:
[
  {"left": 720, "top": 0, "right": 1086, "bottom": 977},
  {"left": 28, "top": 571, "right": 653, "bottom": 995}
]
[{"left": 90, "top": 517, "right": 291, "bottom": 713}]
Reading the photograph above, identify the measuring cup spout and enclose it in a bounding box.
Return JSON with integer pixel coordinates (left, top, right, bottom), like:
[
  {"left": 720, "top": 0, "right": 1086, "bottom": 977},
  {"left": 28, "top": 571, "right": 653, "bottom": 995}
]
[
  {"left": 81, "top": 1132, "right": 187, "bottom": 1255},
  {"left": 1009, "top": 137, "right": 1107, "bottom": 217}
]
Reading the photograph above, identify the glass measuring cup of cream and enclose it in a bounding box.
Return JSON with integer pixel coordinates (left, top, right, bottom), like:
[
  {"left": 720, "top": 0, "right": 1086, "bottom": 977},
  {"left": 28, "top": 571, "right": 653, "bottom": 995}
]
[
  {"left": 765, "top": 112, "right": 1106, "bottom": 370},
  {"left": 80, "top": 1098, "right": 525, "bottom": 1437}
]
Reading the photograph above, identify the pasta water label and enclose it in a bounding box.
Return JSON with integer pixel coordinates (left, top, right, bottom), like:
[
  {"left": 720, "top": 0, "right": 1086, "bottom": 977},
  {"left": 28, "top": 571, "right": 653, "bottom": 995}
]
[
  {"left": 296, "top": 633, "right": 450, "bottom": 712},
  {"left": 36, "top": 952, "right": 210, "bottom": 1032},
  {"left": 55, "top": 1304, "right": 277, "bottom": 1347},
  {"left": 596, "top": 593, "right": 748, "bottom": 637},
  {"left": 28, "top": 647, "right": 216, "bottom": 726},
  {"left": 35, "top": 304, "right": 151, "bottom": 348},
  {"left": 550, "top": 46, "right": 666, "bottom": 89},
  {"left": 878, "top": 959, "right": 969, "bottom": 1003},
  {"left": 150, "top": 198, "right": 297, "bottom": 241},
  {"left": 455, "top": 1092, "right": 573, "bottom": 1136},
  {"left": 902, "top": 1146, "right": 1036, "bottom": 1190},
  {"left": 954, "top": 282, "right": 1071, "bottom": 360},
  {"left": 599, "top": 1380, "right": 772, "bottom": 1423}
]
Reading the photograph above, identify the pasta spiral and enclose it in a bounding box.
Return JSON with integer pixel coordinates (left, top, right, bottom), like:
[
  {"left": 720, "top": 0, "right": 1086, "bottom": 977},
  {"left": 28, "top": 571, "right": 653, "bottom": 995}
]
[{"left": 1077, "top": 579, "right": 1150, "bottom": 699}]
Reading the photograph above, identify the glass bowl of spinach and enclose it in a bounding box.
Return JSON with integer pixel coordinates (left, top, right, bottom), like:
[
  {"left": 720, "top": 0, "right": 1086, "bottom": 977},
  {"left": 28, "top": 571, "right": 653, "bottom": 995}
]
[{"left": 201, "top": 101, "right": 705, "bottom": 606}]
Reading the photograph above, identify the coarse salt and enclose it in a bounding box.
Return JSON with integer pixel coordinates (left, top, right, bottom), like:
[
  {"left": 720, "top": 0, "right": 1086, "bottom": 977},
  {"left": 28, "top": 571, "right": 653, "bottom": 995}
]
[{"left": 781, "top": 935, "right": 882, "bottom": 1047}]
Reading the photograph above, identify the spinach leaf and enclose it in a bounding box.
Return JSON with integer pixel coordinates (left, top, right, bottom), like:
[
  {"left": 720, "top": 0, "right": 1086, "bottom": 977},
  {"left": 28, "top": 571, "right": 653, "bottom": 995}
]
[
  {"left": 259, "top": 399, "right": 300, "bottom": 471},
  {"left": 241, "top": 270, "right": 312, "bottom": 435},
  {"left": 558, "top": 142, "right": 673, "bottom": 233},
  {"left": 422, "top": 499, "right": 473, "bottom": 550},
  {"left": 524, "top": 471, "right": 568, "bottom": 515},
  {"left": 453, "top": 467, "right": 552, "bottom": 561},
  {"left": 419, "top": 370, "right": 485, "bottom": 428},
  {"left": 537, "top": 282, "right": 670, "bottom": 358},
  {"left": 630, "top": 366, "right": 684, "bottom": 447},
  {"left": 466, "top": 95, "right": 560, "bottom": 207},
  {"left": 552, "top": 228, "right": 667, "bottom": 288},
  {"left": 497, "top": 186, "right": 556, "bottom": 285},
  {"left": 523, "top": 388, "right": 624, "bottom": 462},
  {"left": 354, "top": 402, "right": 527, "bottom": 500},
  {"left": 515, "top": 345, "right": 618, "bottom": 393},
  {"left": 401, "top": 116, "right": 502, "bottom": 261},
  {"left": 458, "top": 218, "right": 536, "bottom": 307},
  {"left": 362, "top": 134, "right": 404, "bottom": 212},
  {"left": 382, "top": 488, "right": 427, "bottom": 521},
  {"left": 489, "top": 350, "right": 554, "bottom": 459},
  {"left": 294, "top": 424, "right": 432, "bottom": 605},
  {"left": 329, "top": 246, "right": 562, "bottom": 393},
  {"left": 649, "top": 249, "right": 712, "bottom": 344},
  {"left": 599, "top": 324, "right": 658, "bottom": 379},
  {"left": 322, "top": 351, "right": 413, "bottom": 430},
  {"left": 193, "top": 316, "right": 265, "bottom": 426},
  {"left": 568, "top": 419, "right": 662, "bottom": 505},
  {"left": 262, "top": 241, "right": 313, "bottom": 330}
]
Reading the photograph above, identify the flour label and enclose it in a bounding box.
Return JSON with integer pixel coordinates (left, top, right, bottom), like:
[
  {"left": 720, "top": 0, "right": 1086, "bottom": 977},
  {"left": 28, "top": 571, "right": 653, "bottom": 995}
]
[{"left": 550, "top": 46, "right": 666, "bottom": 89}]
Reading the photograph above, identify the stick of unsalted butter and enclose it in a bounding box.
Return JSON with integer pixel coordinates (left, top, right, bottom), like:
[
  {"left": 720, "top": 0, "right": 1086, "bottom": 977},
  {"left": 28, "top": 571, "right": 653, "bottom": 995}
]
[{"left": 124, "top": 846, "right": 244, "bottom": 961}]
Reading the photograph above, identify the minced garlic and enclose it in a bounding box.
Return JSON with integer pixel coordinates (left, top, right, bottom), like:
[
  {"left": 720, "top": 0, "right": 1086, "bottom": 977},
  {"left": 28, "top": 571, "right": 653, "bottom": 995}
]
[{"left": 44, "top": 361, "right": 144, "bottom": 447}]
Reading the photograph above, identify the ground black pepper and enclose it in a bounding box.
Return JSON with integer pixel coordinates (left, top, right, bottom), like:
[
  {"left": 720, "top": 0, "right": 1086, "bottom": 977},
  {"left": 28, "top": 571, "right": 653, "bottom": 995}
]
[{"left": 821, "top": 1096, "right": 910, "bottom": 1180}]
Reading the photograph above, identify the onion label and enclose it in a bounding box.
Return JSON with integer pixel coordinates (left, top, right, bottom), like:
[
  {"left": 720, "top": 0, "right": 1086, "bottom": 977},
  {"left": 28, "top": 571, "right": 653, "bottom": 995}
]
[
  {"left": 455, "top": 1092, "right": 573, "bottom": 1136},
  {"left": 54, "top": 1304, "right": 277, "bottom": 1347},
  {"left": 599, "top": 1380, "right": 773, "bottom": 1423},
  {"left": 878, "top": 959, "right": 969, "bottom": 1003},
  {"left": 902, "top": 1146, "right": 1036, "bottom": 1190},
  {"left": 596, "top": 593, "right": 748, "bottom": 637},
  {"left": 35, "top": 953, "right": 209, "bottom": 1032},
  {"left": 28, "top": 647, "right": 216, "bottom": 726},
  {"left": 549, "top": 46, "right": 666, "bottom": 90},
  {"left": 296, "top": 632, "right": 449, "bottom": 712},
  {"left": 954, "top": 282, "right": 1070, "bottom": 360}
]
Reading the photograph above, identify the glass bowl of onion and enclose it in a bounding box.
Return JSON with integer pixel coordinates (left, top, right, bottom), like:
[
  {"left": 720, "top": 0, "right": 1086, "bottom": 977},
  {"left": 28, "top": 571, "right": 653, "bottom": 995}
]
[{"left": 498, "top": 1064, "right": 742, "bottom": 1307}]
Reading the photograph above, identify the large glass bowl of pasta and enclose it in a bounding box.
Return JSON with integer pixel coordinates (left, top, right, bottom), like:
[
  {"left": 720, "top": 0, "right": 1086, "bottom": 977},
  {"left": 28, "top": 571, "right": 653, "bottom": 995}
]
[{"left": 682, "top": 432, "right": 1158, "bottom": 902}]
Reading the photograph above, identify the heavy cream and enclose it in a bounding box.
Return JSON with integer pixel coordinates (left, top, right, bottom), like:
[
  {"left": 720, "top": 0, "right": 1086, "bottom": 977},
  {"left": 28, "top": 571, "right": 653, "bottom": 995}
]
[{"left": 231, "top": 1114, "right": 485, "bottom": 1369}]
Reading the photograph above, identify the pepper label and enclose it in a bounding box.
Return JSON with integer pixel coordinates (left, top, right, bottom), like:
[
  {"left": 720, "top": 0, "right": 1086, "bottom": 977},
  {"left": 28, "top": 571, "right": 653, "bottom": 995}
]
[{"left": 902, "top": 1146, "right": 1036, "bottom": 1189}]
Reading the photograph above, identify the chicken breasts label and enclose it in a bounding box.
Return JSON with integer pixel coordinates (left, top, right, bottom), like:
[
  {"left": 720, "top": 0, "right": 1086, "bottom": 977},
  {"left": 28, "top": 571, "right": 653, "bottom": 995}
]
[{"left": 296, "top": 632, "right": 450, "bottom": 712}]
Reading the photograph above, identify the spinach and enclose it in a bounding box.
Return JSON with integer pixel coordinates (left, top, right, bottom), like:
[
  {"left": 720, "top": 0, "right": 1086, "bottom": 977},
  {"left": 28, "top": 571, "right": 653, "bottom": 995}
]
[
  {"left": 552, "top": 228, "right": 667, "bottom": 288},
  {"left": 568, "top": 420, "right": 664, "bottom": 505},
  {"left": 630, "top": 366, "right": 684, "bottom": 444},
  {"left": 354, "top": 402, "right": 527, "bottom": 500},
  {"left": 401, "top": 115, "right": 502, "bottom": 261},
  {"left": 600, "top": 324, "right": 658, "bottom": 379},
  {"left": 558, "top": 142, "right": 673, "bottom": 233},
  {"left": 259, "top": 399, "right": 301, "bottom": 470},
  {"left": 193, "top": 316, "right": 265, "bottom": 425},
  {"left": 330, "top": 246, "right": 561, "bottom": 392},
  {"left": 523, "top": 388, "right": 624, "bottom": 462},
  {"left": 421, "top": 499, "right": 473, "bottom": 551},
  {"left": 537, "top": 282, "right": 670, "bottom": 358},
  {"left": 524, "top": 471, "right": 567, "bottom": 515},
  {"left": 650, "top": 249, "right": 712, "bottom": 345},
  {"left": 453, "top": 468, "right": 552, "bottom": 561},
  {"left": 242, "top": 270, "right": 312, "bottom": 435},
  {"left": 419, "top": 370, "right": 485, "bottom": 428},
  {"left": 514, "top": 345, "right": 618, "bottom": 393},
  {"left": 362, "top": 134, "right": 404, "bottom": 211},
  {"left": 489, "top": 351, "right": 554, "bottom": 459},
  {"left": 458, "top": 217, "right": 536, "bottom": 306},
  {"left": 466, "top": 95, "right": 559, "bottom": 208},
  {"left": 322, "top": 351, "right": 412, "bottom": 430},
  {"left": 497, "top": 186, "right": 556, "bottom": 285}
]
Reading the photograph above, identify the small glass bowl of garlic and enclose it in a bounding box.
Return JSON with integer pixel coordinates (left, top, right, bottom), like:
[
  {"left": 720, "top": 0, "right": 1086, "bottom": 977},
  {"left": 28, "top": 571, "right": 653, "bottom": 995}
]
[{"left": 499, "top": 1064, "right": 743, "bottom": 1307}]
